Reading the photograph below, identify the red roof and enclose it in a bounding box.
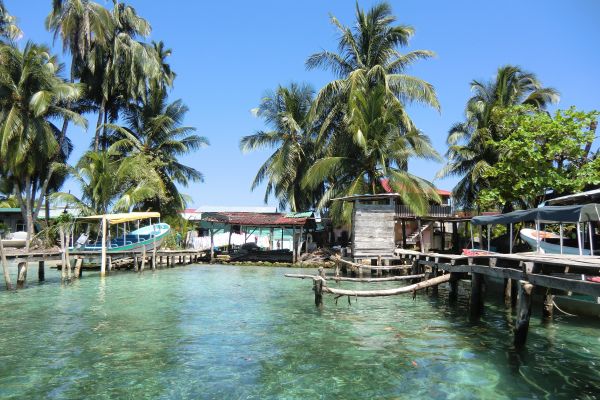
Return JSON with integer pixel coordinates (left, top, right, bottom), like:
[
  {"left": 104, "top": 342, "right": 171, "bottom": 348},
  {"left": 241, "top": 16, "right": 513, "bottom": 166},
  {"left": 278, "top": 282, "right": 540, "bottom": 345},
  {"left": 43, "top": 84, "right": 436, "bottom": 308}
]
[
  {"left": 380, "top": 179, "right": 451, "bottom": 196},
  {"left": 201, "top": 212, "right": 311, "bottom": 227}
]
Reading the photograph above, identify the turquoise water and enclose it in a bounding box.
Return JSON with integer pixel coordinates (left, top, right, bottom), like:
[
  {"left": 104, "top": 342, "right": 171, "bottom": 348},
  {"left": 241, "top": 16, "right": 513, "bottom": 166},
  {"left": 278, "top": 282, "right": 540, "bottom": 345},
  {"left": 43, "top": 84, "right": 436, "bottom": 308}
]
[{"left": 1, "top": 265, "right": 599, "bottom": 399}]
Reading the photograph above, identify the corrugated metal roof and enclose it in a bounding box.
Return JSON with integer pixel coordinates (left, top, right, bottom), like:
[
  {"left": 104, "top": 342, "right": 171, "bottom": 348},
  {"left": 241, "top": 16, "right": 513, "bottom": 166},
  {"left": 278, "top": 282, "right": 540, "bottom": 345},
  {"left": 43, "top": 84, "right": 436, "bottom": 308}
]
[{"left": 200, "top": 212, "right": 313, "bottom": 227}]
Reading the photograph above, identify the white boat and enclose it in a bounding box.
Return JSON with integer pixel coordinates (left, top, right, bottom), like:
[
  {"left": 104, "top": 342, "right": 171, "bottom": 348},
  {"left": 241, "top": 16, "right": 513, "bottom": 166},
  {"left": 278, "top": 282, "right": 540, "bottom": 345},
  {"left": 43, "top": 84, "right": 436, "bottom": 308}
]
[
  {"left": 0, "top": 231, "right": 27, "bottom": 248},
  {"left": 519, "top": 228, "right": 591, "bottom": 255}
]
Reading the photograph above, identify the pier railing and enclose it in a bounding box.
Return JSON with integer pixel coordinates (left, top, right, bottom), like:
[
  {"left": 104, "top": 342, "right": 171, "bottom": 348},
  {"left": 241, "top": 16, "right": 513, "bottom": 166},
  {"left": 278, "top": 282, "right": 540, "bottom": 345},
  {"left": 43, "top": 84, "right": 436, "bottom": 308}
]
[{"left": 395, "top": 204, "right": 453, "bottom": 218}]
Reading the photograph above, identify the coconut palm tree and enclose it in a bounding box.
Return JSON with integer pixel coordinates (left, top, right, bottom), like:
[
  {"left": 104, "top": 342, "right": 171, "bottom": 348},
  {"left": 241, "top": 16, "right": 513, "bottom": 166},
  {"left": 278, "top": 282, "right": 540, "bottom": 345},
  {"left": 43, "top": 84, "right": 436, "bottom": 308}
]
[
  {"left": 79, "top": 0, "right": 161, "bottom": 150},
  {"left": 0, "top": 42, "right": 85, "bottom": 249},
  {"left": 240, "top": 83, "right": 322, "bottom": 211},
  {"left": 438, "top": 65, "right": 560, "bottom": 209},
  {"left": 303, "top": 73, "right": 440, "bottom": 222},
  {"left": 106, "top": 86, "right": 208, "bottom": 213},
  {"left": 0, "top": 0, "right": 22, "bottom": 41},
  {"left": 302, "top": 2, "right": 440, "bottom": 221},
  {"left": 306, "top": 1, "right": 439, "bottom": 133},
  {"left": 52, "top": 150, "right": 166, "bottom": 215}
]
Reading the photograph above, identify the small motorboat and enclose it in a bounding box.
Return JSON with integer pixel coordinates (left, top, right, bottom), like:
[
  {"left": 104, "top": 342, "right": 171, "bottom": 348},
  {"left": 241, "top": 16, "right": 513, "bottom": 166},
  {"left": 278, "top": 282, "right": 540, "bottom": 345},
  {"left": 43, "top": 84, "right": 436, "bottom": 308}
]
[
  {"left": 520, "top": 228, "right": 593, "bottom": 255},
  {"left": 0, "top": 231, "right": 27, "bottom": 248}
]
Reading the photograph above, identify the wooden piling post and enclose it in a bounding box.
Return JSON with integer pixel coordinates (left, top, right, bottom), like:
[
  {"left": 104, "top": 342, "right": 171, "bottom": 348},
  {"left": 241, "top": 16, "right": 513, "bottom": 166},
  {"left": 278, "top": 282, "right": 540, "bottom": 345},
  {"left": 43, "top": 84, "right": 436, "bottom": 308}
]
[
  {"left": 469, "top": 272, "right": 484, "bottom": 321},
  {"left": 171, "top": 256, "right": 175, "bottom": 268},
  {"left": 514, "top": 281, "right": 533, "bottom": 348},
  {"left": 503, "top": 278, "right": 512, "bottom": 307},
  {"left": 314, "top": 278, "right": 323, "bottom": 308},
  {"left": 134, "top": 255, "right": 139, "bottom": 272},
  {"left": 74, "top": 257, "right": 83, "bottom": 278},
  {"left": 38, "top": 261, "right": 45, "bottom": 281},
  {"left": 141, "top": 247, "right": 146, "bottom": 271},
  {"left": 543, "top": 288, "right": 554, "bottom": 321},
  {"left": 431, "top": 266, "right": 439, "bottom": 296},
  {"left": 16, "top": 261, "right": 27, "bottom": 288},
  {"left": 449, "top": 272, "right": 459, "bottom": 302}
]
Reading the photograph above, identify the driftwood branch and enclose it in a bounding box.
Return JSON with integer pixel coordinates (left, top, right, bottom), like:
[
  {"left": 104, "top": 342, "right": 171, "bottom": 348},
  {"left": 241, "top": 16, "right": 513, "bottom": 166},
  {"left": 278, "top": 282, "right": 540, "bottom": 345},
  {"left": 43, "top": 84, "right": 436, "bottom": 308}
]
[
  {"left": 322, "top": 274, "right": 451, "bottom": 297},
  {"left": 284, "top": 273, "right": 424, "bottom": 282}
]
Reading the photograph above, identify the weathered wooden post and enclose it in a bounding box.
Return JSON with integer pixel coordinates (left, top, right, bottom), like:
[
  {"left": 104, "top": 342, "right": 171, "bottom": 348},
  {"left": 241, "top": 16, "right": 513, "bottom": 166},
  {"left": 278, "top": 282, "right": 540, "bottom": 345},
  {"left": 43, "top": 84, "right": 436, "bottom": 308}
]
[
  {"left": 16, "top": 261, "right": 27, "bottom": 288},
  {"left": 38, "top": 260, "right": 45, "bottom": 281},
  {"left": 133, "top": 254, "right": 139, "bottom": 272},
  {"left": 503, "top": 278, "right": 512, "bottom": 307},
  {"left": 314, "top": 277, "right": 324, "bottom": 308},
  {"left": 74, "top": 257, "right": 83, "bottom": 278},
  {"left": 107, "top": 256, "right": 112, "bottom": 273},
  {"left": 449, "top": 272, "right": 459, "bottom": 302},
  {"left": 469, "top": 272, "right": 484, "bottom": 321},
  {"left": 542, "top": 288, "right": 554, "bottom": 321},
  {"left": 514, "top": 281, "right": 533, "bottom": 348},
  {"left": 171, "top": 255, "right": 175, "bottom": 268},
  {"left": 141, "top": 247, "right": 146, "bottom": 272},
  {"left": 431, "top": 266, "right": 439, "bottom": 296}
]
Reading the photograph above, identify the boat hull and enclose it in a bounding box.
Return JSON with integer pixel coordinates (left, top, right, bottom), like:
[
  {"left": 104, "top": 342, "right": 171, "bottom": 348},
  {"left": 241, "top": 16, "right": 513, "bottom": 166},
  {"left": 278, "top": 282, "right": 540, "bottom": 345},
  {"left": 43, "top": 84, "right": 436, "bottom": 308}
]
[{"left": 519, "top": 228, "right": 591, "bottom": 255}]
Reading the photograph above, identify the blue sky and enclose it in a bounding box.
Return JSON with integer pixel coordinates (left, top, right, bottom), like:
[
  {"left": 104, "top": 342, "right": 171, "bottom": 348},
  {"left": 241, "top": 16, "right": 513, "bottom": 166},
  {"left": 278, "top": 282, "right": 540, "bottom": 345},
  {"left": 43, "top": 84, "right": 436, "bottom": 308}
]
[{"left": 6, "top": 0, "right": 600, "bottom": 210}]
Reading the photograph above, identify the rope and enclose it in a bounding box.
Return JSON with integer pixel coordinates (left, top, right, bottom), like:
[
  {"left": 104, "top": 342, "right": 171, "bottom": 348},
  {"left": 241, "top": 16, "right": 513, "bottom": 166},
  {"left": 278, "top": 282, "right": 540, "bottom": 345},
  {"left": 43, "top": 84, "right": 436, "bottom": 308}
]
[{"left": 552, "top": 299, "right": 577, "bottom": 317}]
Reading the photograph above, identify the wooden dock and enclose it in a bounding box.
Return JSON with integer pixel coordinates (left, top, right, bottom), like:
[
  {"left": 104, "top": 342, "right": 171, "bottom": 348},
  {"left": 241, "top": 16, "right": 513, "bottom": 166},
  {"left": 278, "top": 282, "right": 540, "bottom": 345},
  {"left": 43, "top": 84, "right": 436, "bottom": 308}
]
[
  {"left": 2, "top": 249, "right": 209, "bottom": 287},
  {"left": 286, "top": 250, "right": 600, "bottom": 348}
]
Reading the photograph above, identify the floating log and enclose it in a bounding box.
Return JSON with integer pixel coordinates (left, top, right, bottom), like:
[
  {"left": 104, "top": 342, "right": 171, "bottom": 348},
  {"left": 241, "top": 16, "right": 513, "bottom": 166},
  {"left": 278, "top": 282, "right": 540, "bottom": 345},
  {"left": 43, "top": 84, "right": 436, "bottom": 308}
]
[{"left": 321, "top": 274, "right": 450, "bottom": 297}]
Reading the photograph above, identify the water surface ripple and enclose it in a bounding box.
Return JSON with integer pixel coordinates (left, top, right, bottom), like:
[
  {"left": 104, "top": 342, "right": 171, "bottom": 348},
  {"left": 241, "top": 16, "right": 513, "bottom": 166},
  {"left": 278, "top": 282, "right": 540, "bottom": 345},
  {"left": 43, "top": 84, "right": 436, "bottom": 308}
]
[{"left": 0, "top": 265, "right": 599, "bottom": 399}]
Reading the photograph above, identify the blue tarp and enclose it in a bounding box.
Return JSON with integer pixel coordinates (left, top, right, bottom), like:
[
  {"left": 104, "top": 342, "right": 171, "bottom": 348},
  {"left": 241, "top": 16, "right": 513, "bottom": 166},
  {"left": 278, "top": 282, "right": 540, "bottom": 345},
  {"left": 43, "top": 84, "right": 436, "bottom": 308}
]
[{"left": 471, "top": 204, "right": 600, "bottom": 226}]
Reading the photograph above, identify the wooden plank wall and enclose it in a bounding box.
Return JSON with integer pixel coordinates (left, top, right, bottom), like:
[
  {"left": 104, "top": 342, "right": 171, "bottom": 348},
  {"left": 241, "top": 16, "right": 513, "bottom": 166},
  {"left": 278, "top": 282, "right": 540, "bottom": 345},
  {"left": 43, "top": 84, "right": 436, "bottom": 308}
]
[{"left": 352, "top": 203, "right": 395, "bottom": 258}]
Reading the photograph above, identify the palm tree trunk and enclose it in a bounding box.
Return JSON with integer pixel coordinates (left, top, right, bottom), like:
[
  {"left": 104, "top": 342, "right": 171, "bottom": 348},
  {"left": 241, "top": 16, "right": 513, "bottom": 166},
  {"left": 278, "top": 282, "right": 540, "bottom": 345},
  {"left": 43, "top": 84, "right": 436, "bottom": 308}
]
[
  {"left": 0, "top": 235, "right": 12, "bottom": 290},
  {"left": 583, "top": 120, "right": 597, "bottom": 159},
  {"left": 94, "top": 98, "right": 106, "bottom": 151}
]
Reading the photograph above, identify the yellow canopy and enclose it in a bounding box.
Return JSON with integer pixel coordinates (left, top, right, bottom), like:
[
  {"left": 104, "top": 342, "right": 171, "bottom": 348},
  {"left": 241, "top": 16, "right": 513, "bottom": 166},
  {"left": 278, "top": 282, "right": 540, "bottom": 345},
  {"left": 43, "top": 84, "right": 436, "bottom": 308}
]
[{"left": 80, "top": 212, "right": 161, "bottom": 225}]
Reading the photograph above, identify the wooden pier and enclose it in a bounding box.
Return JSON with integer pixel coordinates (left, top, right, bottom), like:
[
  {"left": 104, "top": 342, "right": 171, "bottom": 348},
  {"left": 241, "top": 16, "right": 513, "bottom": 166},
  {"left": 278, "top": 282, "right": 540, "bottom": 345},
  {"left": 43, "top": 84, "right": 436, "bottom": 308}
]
[
  {"left": 286, "top": 250, "right": 600, "bottom": 348},
  {"left": 2, "top": 249, "right": 209, "bottom": 287}
]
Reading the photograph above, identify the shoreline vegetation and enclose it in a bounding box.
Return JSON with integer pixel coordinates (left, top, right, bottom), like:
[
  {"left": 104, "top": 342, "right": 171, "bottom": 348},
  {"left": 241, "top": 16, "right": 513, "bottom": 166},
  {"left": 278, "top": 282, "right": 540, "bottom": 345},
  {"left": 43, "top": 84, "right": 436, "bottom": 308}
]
[{"left": 0, "top": 1, "right": 598, "bottom": 292}]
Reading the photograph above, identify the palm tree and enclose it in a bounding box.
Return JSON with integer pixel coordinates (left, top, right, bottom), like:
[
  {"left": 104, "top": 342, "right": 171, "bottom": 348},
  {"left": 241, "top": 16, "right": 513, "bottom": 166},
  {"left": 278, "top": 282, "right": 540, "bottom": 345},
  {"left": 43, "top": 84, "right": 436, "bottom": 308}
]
[
  {"left": 79, "top": 1, "right": 161, "bottom": 150},
  {"left": 0, "top": 42, "right": 85, "bottom": 249},
  {"left": 438, "top": 65, "right": 559, "bottom": 209},
  {"left": 0, "top": 0, "right": 22, "bottom": 41},
  {"left": 240, "top": 83, "right": 321, "bottom": 211},
  {"left": 52, "top": 150, "right": 166, "bottom": 215},
  {"left": 303, "top": 2, "right": 440, "bottom": 221},
  {"left": 303, "top": 74, "right": 440, "bottom": 222},
  {"left": 306, "top": 1, "right": 439, "bottom": 133},
  {"left": 106, "top": 86, "right": 208, "bottom": 213}
]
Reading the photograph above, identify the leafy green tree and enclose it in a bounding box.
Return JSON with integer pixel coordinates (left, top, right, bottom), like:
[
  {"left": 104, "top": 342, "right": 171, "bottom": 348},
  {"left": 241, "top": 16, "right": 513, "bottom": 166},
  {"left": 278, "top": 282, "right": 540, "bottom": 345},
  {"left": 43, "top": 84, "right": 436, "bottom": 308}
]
[
  {"left": 106, "top": 86, "right": 208, "bottom": 214},
  {"left": 240, "top": 83, "right": 321, "bottom": 211},
  {"left": 438, "top": 65, "right": 559, "bottom": 210},
  {"left": 0, "top": 42, "right": 85, "bottom": 248},
  {"left": 477, "top": 106, "right": 599, "bottom": 209}
]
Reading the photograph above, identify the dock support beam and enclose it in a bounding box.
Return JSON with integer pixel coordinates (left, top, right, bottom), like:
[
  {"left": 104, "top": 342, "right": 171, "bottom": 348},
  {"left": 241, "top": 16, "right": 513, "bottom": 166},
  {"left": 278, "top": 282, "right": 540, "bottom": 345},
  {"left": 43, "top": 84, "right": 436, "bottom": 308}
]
[
  {"left": 514, "top": 281, "right": 533, "bottom": 348},
  {"left": 38, "top": 261, "right": 45, "bottom": 281},
  {"left": 503, "top": 278, "right": 512, "bottom": 307},
  {"left": 469, "top": 272, "right": 484, "bottom": 321}
]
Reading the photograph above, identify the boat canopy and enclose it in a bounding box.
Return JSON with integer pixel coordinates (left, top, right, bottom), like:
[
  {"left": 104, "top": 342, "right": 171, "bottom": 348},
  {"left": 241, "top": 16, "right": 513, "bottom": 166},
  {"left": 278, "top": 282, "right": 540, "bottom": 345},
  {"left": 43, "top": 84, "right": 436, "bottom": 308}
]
[
  {"left": 472, "top": 204, "right": 600, "bottom": 226},
  {"left": 80, "top": 212, "right": 161, "bottom": 225}
]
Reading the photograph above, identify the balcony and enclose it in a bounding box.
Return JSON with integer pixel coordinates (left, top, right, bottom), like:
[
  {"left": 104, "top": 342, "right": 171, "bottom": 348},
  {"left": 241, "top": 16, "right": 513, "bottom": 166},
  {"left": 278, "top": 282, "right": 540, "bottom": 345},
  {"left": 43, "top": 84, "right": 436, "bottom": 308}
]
[{"left": 395, "top": 204, "right": 454, "bottom": 218}]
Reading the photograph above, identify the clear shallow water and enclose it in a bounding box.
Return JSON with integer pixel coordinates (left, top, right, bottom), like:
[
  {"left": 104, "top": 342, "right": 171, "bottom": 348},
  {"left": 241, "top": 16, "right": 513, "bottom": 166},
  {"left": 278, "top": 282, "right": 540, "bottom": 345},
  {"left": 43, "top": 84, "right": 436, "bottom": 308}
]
[{"left": 0, "top": 265, "right": 599, "bottom": 399}]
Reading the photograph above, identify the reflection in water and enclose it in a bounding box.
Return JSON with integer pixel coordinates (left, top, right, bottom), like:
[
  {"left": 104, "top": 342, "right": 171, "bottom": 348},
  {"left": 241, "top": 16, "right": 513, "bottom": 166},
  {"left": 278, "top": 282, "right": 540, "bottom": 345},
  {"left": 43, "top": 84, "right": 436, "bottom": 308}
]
[{"left": 0, "top": 265, "right": 599, "bottom": 399}]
